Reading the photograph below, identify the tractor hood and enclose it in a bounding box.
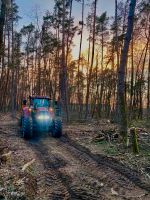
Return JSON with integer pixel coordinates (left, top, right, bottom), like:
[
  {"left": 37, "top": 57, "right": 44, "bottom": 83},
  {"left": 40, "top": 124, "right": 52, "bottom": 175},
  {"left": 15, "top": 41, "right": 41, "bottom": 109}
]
[
  {"left": 35, "top": 107, "right": 54, "bottom": 118},
  {"left": 36, "top": 107, "right": 49, "bottom": 111}
]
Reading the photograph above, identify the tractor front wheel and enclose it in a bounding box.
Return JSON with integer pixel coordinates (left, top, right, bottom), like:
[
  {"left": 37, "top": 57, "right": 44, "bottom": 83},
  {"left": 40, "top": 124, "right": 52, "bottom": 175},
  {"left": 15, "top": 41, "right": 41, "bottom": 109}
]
[
  {"left": 51, "top": 119, "right": 62, "bottom": 138},
  {"left": 21, "top": 117, "right": 33, "bottom": 139}
]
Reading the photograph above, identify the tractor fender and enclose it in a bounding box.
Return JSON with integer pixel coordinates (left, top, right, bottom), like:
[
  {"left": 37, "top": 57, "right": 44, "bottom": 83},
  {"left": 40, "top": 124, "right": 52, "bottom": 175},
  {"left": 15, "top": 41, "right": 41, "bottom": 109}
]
[{"left": 22, "top": 107, "right": 30, "bottom": 117}]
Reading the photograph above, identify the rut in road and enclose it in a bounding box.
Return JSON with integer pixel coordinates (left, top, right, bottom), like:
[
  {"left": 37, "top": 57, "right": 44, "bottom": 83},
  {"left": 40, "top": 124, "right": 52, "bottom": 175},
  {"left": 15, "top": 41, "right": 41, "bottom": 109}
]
[
  {"left": 29, "top": 134, "right": 150, "bottom": 200},
  {"left": 60, "top": 135, "right": 150, "bottom": 193},
  {"left": 1, "top": 124, "right": 105, "bottom": 199},
  {"left": 29, "top": 137, "right": 106, "bottom": 200},
  {"left": 1, "top": 123, "right": 149, "bottom": 199},
  {"left": 29, "top": 139, "right": 71, "bottom": 200}
]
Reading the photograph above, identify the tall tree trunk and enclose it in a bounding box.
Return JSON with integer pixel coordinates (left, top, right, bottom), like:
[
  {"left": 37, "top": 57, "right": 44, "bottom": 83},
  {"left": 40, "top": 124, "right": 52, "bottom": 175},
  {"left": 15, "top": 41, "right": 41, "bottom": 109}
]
[
  {"left": 138, "top": 36, "right": 149, "bottom": 119},
  {"left": 37, "top": 48, "right": 41, "bottom": 95},
  {"left": 11, "top": 0, "right": 16, "bottom": 117},
  {"left": 117, "top": 0, "right": 136, "bottom": 143},
  {"left": 92, "top": 52, "right": 99, "bottom": 118},
  {"left": 115, "top": 0, "right": 119, "bottom": 71},
  {"left": 77, "top": 0, "right": 84, "bottom": 116},
  {"left": 0, "top": 0, "right": 6, "bottom": 62},
  {"left": 61, "top": 0, "right": 69, "bottom": 121},
  {"left": 147, "top": 37, "right": 150, "bottom": 118},
  {"left": 114, "top": 0, "right": 120, "bottom": 121},
  {"left": 98, "top": 25, "right": 104, "bottom": 118},
  {"left": 66, "top": 0, "right": 73, "bottom": 65},
  {"left": 85, "top": 0, "right": 97, "bottom": 119},
  {"left": 129, "top": 36, "right": 134, "bottom": 118}
]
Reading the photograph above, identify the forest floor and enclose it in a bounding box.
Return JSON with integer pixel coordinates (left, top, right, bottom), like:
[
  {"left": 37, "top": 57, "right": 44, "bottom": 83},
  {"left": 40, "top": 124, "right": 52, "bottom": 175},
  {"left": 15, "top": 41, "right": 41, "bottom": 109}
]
[{"left": 0, "top": 113, "right": 150, "bottom": 200}]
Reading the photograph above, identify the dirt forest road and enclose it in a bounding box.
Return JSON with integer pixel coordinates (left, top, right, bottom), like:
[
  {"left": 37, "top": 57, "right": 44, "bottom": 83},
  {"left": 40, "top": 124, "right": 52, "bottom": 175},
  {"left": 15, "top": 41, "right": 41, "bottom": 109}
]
[{"left": 0, "top": 116, "right": 150, "bottom": 200}]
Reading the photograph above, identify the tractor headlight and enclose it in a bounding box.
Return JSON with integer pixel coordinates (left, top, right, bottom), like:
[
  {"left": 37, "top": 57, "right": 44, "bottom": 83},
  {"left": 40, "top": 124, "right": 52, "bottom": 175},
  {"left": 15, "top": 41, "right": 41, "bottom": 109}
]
[
  {"left": 37, "top": 115, "right": 50, "bottom": 120},
  {"left": 44, "top": 115, "right": 50, "bottom": 120}
]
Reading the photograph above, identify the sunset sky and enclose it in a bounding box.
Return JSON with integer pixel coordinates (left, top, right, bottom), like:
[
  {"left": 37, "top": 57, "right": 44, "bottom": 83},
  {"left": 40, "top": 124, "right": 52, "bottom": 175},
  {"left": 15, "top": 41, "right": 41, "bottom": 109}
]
[
  {"left": 15, "top": 0, "right": 117, "bottom": 58},
  {"left": 16, "top": 0, "right": 116, "bottom": 25}
]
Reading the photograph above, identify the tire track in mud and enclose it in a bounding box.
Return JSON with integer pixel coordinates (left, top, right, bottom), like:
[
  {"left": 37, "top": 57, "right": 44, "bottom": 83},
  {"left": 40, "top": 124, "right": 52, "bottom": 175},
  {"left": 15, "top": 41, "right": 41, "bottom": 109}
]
[
  {"left": 31, "top": 138, "right": 107, "bottom": 200},
  {"left": 1, "top": 124, "right": 105, "bottom": 199},
  {"left": 1, "top": 123, "right": 150, "bottom": 199},
  {"left": 33, "top": 135, "right": 150, "bottom": 200},
  {"left": 59, "top": 134, "right": 150, "bottom": 193},
  {"left": 29, "top": 138, "right": 106, "bottom": 200},
  {"left": 0, "top": 124, "right": 71, "bottom": 199},
  {"left": 28, "top": 139, "right": 71, "bottom": 200}
]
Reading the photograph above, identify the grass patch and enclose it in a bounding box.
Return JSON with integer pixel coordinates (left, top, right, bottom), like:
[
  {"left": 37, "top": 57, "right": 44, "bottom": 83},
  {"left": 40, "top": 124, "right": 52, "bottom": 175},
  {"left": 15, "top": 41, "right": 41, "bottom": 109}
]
[
  {"left": 95, "top": 140, "right": 108, "bottom": 146},
  {"left": 139, "top": 143, "right": 150, "bottom": 156},
  {"left": 104, "top": 145, "right": 119, "bottom": 156},
  {"left": 129, "top": 118, "right": 150, "bottom": 129},
  {"left": 95, "top": 140, "right": 119, "bottom": 156}
]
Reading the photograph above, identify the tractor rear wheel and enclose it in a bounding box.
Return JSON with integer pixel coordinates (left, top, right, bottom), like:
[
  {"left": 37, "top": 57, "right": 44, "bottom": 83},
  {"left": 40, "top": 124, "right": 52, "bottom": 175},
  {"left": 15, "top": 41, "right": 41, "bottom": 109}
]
[
  {"left": 52, "top": 119, "right": 62, "bottom": 138},
  {"left": 21, "top": 117, "right": 33, "bottom": 139},
  {"left": 19, "top": 116, "right": 23, "bottom": 126}
]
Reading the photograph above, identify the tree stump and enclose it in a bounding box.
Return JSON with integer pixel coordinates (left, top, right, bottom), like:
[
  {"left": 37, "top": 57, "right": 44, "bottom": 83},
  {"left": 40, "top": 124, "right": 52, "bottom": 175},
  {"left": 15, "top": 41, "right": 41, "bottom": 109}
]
[{"left": 130, "top": 127, "right": 139, "bottom": 154}]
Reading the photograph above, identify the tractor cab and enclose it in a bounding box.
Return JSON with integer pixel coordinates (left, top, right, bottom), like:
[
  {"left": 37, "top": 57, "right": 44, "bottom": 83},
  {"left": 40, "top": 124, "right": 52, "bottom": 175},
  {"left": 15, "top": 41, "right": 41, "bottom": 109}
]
[
  {"left": 20, "top": 96, "right": 62, "bottom": 139},
  {"left": 29, "top": 96, "right": 50, "bottom": 108},
  {"left": 28, "top": 96, "right": 60, "bottom": 116}
]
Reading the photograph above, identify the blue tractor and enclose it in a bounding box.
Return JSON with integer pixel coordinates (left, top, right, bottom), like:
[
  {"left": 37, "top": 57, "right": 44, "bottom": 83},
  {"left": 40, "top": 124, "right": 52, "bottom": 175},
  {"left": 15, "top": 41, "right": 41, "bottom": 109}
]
[{"left": 20, "top": 96, "right": 62, "bottom": 139}]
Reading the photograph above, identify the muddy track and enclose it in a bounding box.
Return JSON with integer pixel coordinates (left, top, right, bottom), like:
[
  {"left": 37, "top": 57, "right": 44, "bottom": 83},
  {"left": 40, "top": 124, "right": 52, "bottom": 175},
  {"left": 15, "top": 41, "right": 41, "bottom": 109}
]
[
  {"left": 0, "top": 123, "right": 150, "bottom": 199},
  {"left": 60, "top": 134, "right": 150, "bottom": 193},
  {"left": 1, "top": 125, "right": 70, "bottom": 199},
  {"left": 28, "top": 134, "right": 150, "bottom": 199},
  {"left": 28, "top": 138, "right": 106, "bottom": 200},
  {"left": 29, "top": 140, "right": 71, "bottom": 199}
]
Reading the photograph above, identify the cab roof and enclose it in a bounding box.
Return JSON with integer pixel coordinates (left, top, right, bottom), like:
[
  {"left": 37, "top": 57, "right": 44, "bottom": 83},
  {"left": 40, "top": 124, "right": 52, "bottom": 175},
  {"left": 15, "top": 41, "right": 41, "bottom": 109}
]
[{"left": 29, "top": 95, "right": 51, "bottom": 100}]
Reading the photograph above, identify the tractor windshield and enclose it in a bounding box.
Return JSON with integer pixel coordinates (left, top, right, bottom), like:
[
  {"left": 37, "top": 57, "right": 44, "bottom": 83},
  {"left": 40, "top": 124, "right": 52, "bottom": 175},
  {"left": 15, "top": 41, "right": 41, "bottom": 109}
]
[{"left": 32, "top": 98, "right": 49, "bottom": 108}]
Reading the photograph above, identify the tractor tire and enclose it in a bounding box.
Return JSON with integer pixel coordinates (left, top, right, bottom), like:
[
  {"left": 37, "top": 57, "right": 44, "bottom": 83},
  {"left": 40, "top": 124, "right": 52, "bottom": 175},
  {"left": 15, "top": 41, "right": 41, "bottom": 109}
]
[
  {"left": 52, "top": 119, "right": 62, "bottom": 138},
  {"left": 21, "top": 117, "right": 33, "bottom": 139},
  {"left": 19, "top": 116, "right": 23, "bottom": 126}
]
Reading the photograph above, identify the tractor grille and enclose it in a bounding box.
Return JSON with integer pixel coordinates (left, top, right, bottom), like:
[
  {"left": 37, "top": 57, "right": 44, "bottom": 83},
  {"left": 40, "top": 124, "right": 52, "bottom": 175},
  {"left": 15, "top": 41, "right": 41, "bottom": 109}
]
[{"left": 35, "top": 111, "right": 52, "bottom": 131}]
